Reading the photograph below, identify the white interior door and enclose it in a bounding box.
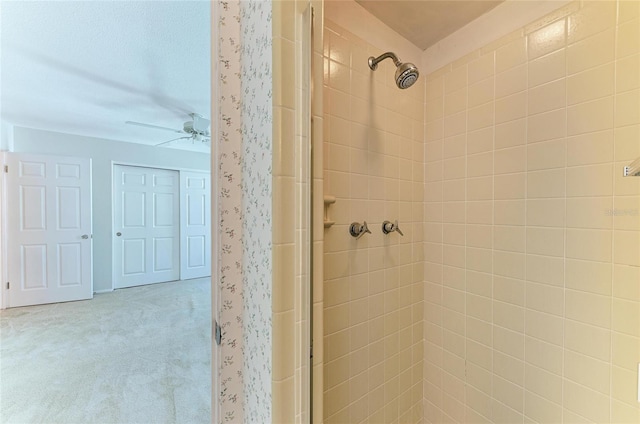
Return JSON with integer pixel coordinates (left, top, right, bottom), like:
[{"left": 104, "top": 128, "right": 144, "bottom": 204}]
[
  {"left": 6, "top": 153, "right": 93, "bottom": 307},
  {"left": 113, "top": 165, "right": 179, "bottom": 289},
  {"left": 180, "top": 171, "right": 211, "bottom": 280}
]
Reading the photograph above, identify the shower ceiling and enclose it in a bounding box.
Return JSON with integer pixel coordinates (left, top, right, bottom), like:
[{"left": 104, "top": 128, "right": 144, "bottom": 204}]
[{"left": 355, "top": 0, "right": 504, "bottom": 50}]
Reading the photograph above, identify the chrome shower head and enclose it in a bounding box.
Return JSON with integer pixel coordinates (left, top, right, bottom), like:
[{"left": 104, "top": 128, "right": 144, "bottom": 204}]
[
  {"left": 368, "top": 52, "right": 419, "bottom": 89},
  {"left": 395, "top": 62, "right": 419, "bottom": 89}
]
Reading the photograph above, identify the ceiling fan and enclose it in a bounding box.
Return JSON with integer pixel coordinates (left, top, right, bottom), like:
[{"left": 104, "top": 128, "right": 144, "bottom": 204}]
[{"left": 126, "top": 112, "right": 211, "bottom": 146}]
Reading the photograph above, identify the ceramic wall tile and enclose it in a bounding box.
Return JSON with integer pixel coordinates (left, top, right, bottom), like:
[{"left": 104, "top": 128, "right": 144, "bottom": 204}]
[
  {"left": 422, "top": 1, "right": 640, "bottom": 422},
  {"left": 323, "top": 19, "right": 425, "bottom": 423}
]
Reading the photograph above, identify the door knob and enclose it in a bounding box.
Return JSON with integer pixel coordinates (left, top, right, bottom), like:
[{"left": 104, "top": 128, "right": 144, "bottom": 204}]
[
  {"left": 116, "top": 232, "right": 122, "bottom": 236},
  {"left": 81, "top": 234, "right": 89, "bottom": 239}
]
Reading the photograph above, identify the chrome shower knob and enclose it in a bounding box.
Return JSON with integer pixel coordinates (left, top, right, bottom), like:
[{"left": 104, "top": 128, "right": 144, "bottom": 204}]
[
  {"left": 349, "top": 221, "right": 372, "bottom": 239},
  {"left": 382, "top": 220, "right": 403, "bottom": 236}
]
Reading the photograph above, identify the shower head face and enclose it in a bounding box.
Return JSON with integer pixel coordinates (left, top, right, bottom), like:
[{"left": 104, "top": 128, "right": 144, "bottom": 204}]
[{"left": 395, "top": 62, "right": 419, "bottom": 89}]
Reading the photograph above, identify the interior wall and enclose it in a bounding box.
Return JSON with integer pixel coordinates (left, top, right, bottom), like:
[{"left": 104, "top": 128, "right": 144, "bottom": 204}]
[
  {"left": 239, "top": 1, "right": 273, "bottom": 422},
  {"left": 216, "top": 0, "right": 245, "bottom": 421},
  {"left": 10, "top": 126, "right": 210, "bottom": 293},
  {"left": 272, "top": 3, "right": 297, "bottom": 418},
  {"left": 421, "top": 0, "right": 572, "bottom": 75},
  {"left": 216, "top": 1, "right": 275, "bottom": 421},
  {"left": 310, "top": 1, "right": 325, "bottom": 421},
  {"left": 271, "top": 0, "right": 324, "bottom": 422},
  {"left": 422, "top": 1, "right": 640, "bottom": 422},
  {"left": 322, "top": 13, "right": 426, "bottom": 422},
  {"left": 0, "top": 122, "right": 14, "bottom": 151}
]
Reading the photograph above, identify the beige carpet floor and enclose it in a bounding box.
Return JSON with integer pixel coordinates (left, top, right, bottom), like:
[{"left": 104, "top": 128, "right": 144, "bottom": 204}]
[{"left": 0, "top": 278, "right": 211, "bottom": 424}]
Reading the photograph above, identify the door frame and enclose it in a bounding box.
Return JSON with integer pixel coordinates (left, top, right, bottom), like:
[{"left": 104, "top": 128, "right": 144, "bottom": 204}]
[
  {"left": 1, "top": 152, "right": 8, "bottom": 309},
  {"left": 110, "top": 160, "right": 211, "bottom": 291}
]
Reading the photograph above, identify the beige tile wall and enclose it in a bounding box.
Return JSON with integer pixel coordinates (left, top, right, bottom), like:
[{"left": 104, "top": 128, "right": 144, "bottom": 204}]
[
  {"left": 322, "top": 20, "right": 425, "bottom": 423},
  {"left": 272, "top": 1, "right": 323, "bottom": 422},
  {"left": 272, "top": 0, "right": 297, "bottom": 416},
  {"left": 311, "top": 1, "right": 325, "bottom": 422},
  {"left": 423, "top": 1, "right": 640, "bottom": 423}
]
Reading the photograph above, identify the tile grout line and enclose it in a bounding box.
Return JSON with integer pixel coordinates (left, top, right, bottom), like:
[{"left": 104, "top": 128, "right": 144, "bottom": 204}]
[
  {"left": 523, "top": 26, "right": 530, "bottom": 424},
  {"left": 491, "top": 46, "right": 500, "bottom": 423},
  {"left": 608, "top": 1, "right": 620, "bottom": 422},
  {"left": 561, "top": 9, "right": 570, "bottom": 422}
]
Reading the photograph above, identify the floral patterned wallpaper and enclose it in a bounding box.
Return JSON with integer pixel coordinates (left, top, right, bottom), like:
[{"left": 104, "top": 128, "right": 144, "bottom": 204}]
[
  {"left": 217, "top": 1, "right": 245, "bottom": 422},
  {"left": 217, "top": 0, "right": 273, "bottom": 422},
  {"left": 239, "top": 1, "right": 273, "bottom": 423}
]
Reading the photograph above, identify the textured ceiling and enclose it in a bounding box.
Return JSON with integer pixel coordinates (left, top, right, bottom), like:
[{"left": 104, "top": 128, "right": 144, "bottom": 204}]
[
  {"left": 1, "top": 1, "right": 502, "bottom": 150},
  {"left": 355, "top": 0, "right": 504, "bottom": 50},
  {"left": 1, "top": 1, "right": 210, "bottom": 151}
]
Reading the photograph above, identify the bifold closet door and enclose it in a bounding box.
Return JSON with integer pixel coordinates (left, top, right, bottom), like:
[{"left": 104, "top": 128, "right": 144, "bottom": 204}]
[
  {"left": 113, "top": 165, "right": 179, "bottom": 288},
  {"left": 179, "top": 171, "right": 211, "bottom": 280}
]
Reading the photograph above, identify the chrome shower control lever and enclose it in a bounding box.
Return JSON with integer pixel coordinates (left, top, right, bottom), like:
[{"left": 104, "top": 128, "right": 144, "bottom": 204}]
[
  {"left": 349, "top": 221, "right": 372, "bottom": 239},
  {"left": 382, "top": 220, "right": 404, "bottom": 236}
]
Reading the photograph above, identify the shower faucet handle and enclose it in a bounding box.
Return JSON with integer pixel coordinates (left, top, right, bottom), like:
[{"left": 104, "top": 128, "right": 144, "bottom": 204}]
[
  {"left": 382, "top": 220, "right": 404, "bottom": 236},
  {"left": 349, "top": 221, "right": 372, "bottom": 239}
]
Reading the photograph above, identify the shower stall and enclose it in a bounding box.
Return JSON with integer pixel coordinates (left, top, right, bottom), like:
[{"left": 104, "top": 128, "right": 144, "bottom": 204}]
[
  {"left": 319, "top": 0, "right": 640, "bottom": 422},
  {"left": 215, "top": 0, "right": 640, "bottom": 422}
]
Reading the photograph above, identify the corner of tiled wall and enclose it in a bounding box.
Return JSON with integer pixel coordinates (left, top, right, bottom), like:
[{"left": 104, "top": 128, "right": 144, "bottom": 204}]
[
  {"left": 272, "top": 0, "right": 299, "bottom": 421},
  {"left": 272, "top": 1, "right": 325, "bottom": 423},
  {"left": 423, "top": 1, "right": 640, "bottom": 422},
  {"left": 311, "top": 1, "right": 325, "bottom": 423}
]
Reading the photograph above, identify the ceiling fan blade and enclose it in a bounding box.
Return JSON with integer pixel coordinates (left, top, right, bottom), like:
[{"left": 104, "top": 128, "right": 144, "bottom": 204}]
[
  {"left": 126, "top": 121, "right": 184, "bottom": 134},
  {"left": 155, "top": 136, "right": 191, "bottom": 146}
]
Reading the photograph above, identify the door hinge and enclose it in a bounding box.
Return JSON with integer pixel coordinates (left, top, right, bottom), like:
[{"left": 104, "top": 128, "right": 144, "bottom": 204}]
[
  {"left": 3, "top": 165, "right": 7, "bottom": 173},
  {"left": 6, "top": 282, "right": 9, "bottom": 289},
  {"left": 214, "top": 320, "right": 222, "bottom": 346}
]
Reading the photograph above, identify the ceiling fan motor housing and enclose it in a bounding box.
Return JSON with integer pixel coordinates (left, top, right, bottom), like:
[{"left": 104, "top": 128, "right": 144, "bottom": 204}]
[{"left": 186, "top": 115, "right": 210, "bottom": 133}]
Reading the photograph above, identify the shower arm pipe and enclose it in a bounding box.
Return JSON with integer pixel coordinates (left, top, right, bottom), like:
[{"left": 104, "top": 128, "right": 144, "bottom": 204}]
[{"left": 368, "top": 52, "right": 402, "bottom": 70}]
